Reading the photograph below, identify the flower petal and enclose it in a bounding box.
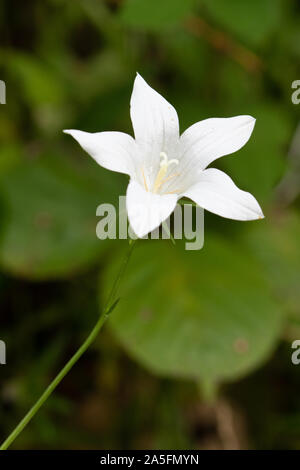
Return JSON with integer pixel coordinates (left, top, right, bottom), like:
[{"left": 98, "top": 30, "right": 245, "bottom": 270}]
[
  {"left": 126, "top": 180, "right": 178, "bottom": 238},
  {"left": 63, "top": 129, "right": 137, "bottom": 178},
  {"left": 179, "top": 116, "right": 256, "bottom": 173},
  {"left": 130, "top": 73, "right": 180, "bottom": 165},
  {"left": 183, "top": 168, "right": 264, "bottom": 221}
]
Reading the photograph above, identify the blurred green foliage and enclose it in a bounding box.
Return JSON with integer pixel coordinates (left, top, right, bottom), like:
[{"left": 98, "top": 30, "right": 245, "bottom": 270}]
[
  {"left": 0, "top": 0, "right": 300, "bottom": 450},
  {"left": 201, "top": 0, "right": 282, "bottom": 47},
  {"left": 107, "top": 238, "right": 282, "bottom": 383}
]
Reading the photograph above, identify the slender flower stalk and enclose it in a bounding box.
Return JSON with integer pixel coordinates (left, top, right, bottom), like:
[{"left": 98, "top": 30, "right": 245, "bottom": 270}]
[{"left": 0, "top": 241, "right": 136, "bottom": 451}]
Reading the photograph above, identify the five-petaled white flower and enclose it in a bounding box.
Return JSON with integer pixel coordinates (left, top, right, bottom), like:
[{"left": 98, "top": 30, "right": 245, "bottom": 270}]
[{"left": 64, "top": 73, "right": 263, "bottom": 238}]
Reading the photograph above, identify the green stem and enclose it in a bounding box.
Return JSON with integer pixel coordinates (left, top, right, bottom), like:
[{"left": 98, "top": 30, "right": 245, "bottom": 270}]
[{"left": 0, "top": 241, "right": 136, "bottom": 450}]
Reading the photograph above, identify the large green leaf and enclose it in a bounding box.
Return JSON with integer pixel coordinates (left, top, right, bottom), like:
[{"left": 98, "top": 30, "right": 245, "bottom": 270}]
[
  {"left": 105, "top": 236, "right": 283, "bottom": 383},
  {"left": 243, "top": 211, "right": 300, "bottom": 317},
  {"left": 0, "top": 154, "right": 123, "bottom": 280}
]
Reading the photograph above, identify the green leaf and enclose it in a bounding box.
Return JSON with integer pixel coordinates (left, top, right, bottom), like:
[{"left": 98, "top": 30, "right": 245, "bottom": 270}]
[
  {"left": 243, "top": 211, "right": 300, "bottom": 317},
  {"left": 201, "top": 0, "right": 282, "bottom": 47},
  {"left": 121, "top": 0, "right": 195, "bottom": 31},
  {"left": 0, "top": 154, "right": 121, "bottom": 280},
  {"left": 105, "top": 237, "right": 283, "bottom": 383}
]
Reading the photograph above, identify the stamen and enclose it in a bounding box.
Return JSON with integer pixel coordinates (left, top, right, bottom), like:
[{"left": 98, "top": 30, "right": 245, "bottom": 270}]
[
  {"left": 163, "top": 189, "right": 181, "bottom": 194},
  {"left": 141, "top": 167, "right": 148, "bottom": 192},
  {"left": 160, "top": 172, "right": 180, "bottom": 185}
]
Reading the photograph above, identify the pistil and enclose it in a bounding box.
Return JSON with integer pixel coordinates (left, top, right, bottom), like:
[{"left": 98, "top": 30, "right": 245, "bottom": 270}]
[{"left": 152, "top": 152, "right": 179, "bottom": 193}]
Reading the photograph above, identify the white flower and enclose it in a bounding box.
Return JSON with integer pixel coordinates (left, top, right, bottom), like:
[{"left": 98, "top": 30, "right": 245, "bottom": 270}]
[{"left": 64, "top": 73, "right": 264, "bottom": 238}]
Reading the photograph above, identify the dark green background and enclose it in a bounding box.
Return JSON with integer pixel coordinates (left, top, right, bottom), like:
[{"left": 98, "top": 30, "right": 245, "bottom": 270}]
[{"left": 0, "top": 0, "right": 299, "bottom": 449}]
